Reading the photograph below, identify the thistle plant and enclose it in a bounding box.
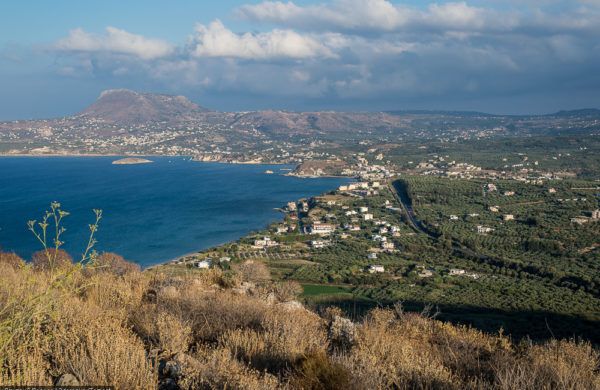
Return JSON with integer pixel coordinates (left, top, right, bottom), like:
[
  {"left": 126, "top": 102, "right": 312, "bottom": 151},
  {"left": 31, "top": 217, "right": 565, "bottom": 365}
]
[
  {"left": 27, "top": 201, "right": 102, "bottom": 275},
  {"left": 0, "top": 202, "right": 102, "bottom": 368}
]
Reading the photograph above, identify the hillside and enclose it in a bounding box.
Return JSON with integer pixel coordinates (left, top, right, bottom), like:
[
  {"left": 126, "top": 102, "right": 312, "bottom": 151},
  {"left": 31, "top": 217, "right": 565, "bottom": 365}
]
[
  {"left": 290, "top": 159, "right": 348, "bottom": 176},
  {"left": 78, "top": 89, "right": 211, "bottom": 124},
  {"left": 1, "top": 89, "right": 600, "bottom": 159},
  {"left": 1, "top": 254, "right": 598, "bottom": 389},
  {"left": 229, "top": 110, "right": 409, "bottom": 136}
]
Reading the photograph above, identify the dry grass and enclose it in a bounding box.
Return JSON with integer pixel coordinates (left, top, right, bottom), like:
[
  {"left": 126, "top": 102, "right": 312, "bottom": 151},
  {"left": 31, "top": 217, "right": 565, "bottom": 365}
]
[
  {"left": 0, "top": 251, "right": 25, "bottom": 269},
  {"left": 85, "top": 252, "right": 141, "bottom": 276},
  {"left": 0, "top": 260, "right": 598, "bottom": 389}
]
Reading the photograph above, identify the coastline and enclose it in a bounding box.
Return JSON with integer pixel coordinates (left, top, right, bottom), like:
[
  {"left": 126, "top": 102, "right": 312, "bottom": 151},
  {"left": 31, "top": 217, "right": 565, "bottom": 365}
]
[
  {"left": 0, "top": 153, "right": 291, "bottom": 166},
  {"left": 0, "top": 156, "right": 353, "bottom": 268},
  {"left": 146, "top": 176, "right": 356, "bottom": 270}
]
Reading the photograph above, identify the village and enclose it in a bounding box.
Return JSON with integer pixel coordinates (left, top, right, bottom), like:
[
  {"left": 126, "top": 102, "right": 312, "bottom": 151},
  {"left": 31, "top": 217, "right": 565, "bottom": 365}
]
[{"left": 163, "top": 166, "right": 600, "bottom": 317}]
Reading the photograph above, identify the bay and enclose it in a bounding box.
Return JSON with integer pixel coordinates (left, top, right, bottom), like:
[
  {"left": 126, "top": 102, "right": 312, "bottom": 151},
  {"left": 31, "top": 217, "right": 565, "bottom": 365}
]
[{"left": 0, "top": 157, "right": 351, "bottom": 267}]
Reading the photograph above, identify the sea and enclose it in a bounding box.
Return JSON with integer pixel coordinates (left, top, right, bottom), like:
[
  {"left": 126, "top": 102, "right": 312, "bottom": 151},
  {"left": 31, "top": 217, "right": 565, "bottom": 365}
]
[{"left": 0, "top": 157, "right": 352, "bottom": 267}]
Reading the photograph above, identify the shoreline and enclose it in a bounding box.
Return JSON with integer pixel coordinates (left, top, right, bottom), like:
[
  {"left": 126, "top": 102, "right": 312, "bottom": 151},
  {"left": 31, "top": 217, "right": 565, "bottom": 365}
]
[
  {"left": 0, "top": 153, "right": 286, "bottom": 165},
  {"left": 0, "top": 156, "right": 354, "bottom": 269},
  {"left": 146, "top": 178, "right": 355, "bottom": 270}
]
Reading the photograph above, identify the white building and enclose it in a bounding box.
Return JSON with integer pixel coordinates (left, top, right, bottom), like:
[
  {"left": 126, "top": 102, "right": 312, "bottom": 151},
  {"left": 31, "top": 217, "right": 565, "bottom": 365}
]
[
  {"left": 363, "top": 213, "right": 373, "bottom": 221},
  {"left": 309, "top": 223, "right": 335, "bottom": 235},
  {"left": 476, "top": 225, "right": 494, "bottom": 233},
  {"left": 276, "top": 226, "right": 288, "bottom": 234},
  {"left": 503, "top": 214, "right": 514, "bottom": 221},
  {"left": 570, "top": 217, "right": 588, "bottom": 224},
  {"left": 253, "top": 236, "right": 279, "bottom": 248},
  {"left": 381, "top": 242, "right": 395, "bottom": 250},
  {"left": 310, "top": 240, "right": 332, "bottom": 248},
  {"left": 359, "top": 207, "right": 369, "bottom": 213},
  {"left": 368, "top": 265, "right": 385, "bottom": 273},
  {"left": 195, "top": 259, "right": 211, "bottom": 269}
]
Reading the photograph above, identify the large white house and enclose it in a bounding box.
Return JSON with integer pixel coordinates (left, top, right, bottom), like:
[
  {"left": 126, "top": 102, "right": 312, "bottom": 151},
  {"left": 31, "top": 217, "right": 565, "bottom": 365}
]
[
  {"left": 195, "top": 259, "right": 211, "bottom": 269},
  {"left": 309, "top": 223, "right": 335, "bottom": 235},
  {"left": 476, "top": 225, "right": 494, "bottom": 233},
  {"left": 368, "top": 265, "right": 385, "bottom": 273}
]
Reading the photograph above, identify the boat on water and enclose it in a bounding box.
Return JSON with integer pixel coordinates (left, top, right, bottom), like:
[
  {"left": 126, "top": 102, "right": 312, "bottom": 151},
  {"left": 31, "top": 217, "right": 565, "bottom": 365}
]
[{"left": 265, "top": 170, "right": 274, "bottom": 174}]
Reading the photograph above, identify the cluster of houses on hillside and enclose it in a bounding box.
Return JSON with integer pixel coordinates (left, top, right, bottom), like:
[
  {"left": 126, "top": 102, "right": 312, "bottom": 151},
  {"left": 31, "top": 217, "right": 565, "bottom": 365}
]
[{"left": 338, "top": 181, "right": 381, "bottom": 197}]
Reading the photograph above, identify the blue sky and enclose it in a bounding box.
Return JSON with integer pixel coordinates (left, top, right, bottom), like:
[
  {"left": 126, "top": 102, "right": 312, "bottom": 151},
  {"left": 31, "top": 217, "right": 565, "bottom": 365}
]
[{"left": 1, "top": 0, "right": 599, "bottom": 119}]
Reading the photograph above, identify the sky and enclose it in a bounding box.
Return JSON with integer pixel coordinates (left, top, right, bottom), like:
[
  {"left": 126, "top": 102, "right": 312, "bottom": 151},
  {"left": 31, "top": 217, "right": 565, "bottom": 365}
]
[{"left": 1, "top": 0, "right": 599, "bottom": 119}]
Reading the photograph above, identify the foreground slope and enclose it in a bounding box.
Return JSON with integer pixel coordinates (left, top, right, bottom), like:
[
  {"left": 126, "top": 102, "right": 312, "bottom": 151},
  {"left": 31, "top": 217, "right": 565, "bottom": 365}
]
[{"left": 0, "top": 256, "right": 598, "bottom": 390}]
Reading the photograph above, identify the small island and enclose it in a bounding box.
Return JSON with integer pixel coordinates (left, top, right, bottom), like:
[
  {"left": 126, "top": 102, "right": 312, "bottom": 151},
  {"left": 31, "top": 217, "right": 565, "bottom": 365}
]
[{"left": 112, "top": 157, "right": 153, "bottom": 165}]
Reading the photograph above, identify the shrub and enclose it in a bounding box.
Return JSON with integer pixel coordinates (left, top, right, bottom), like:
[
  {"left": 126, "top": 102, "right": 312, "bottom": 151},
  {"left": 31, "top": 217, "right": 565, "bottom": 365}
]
[
  {"left": 48, "top": 299, "right": 156, "bottom": 390},
  {"left": 180, "top": 347, "right": 281, "bottom": 390},
  {"left": 88, "top": 252, "right": 141, "bottom": 276},
  {"left": 274, "top": 280, "right": 303, "bottom": 302},
  {"left": 237, "top": 260, "right": 271, "bottom": 283},
  {"left": 32, "top": 248, "right": 73, "bottom": 270},
  {"left": 0, "top": 251, "right": 25, "bottom": 269},
  {"left": 291, "top": 351, "right": 350, "bottom": 390}
]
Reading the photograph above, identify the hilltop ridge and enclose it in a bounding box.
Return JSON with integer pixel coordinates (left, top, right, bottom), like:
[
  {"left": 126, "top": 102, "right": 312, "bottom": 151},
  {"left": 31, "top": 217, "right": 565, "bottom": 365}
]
[{"left": 78, "top": 89, "right": 211, "bottom": 124}]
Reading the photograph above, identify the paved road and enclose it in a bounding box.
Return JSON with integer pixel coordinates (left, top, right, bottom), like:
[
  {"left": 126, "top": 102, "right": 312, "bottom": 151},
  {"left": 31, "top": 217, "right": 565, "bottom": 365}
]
[
  {"left": 387, "top": 178, "right": 429, "bottom": 235},
  {"left": 387, "top": 178, "right": 492, "bottom": 261}
]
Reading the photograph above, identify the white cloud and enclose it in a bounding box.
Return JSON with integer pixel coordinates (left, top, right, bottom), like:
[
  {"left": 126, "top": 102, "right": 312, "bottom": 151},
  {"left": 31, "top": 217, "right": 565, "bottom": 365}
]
[
  {"left": 53, "top": 26, "right": 174, "bottom": 59},
  {"left": 188, "top": 20, "right": 335, "bottom": 59},
  {"left": 236, "top": 0, "right": 599, "bottom": 34},
  {"left": 235, "top": 0, "right": 412, "bottom": 32}
]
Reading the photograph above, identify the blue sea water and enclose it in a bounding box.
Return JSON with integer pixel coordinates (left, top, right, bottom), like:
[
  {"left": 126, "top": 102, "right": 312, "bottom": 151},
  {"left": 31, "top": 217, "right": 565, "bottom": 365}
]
[{"left": 0, "top": 157, "right": 351, "bottom": 267}]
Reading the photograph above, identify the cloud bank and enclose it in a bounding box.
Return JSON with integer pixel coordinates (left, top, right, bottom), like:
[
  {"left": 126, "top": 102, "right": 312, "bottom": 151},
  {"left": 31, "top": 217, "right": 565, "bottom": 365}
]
[{"left": 44, "top": 0, "right": 600, "bottom": 113}]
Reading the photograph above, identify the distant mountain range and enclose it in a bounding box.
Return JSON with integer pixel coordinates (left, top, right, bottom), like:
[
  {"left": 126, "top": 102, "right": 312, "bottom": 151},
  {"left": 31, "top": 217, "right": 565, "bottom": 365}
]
[
  {"left": 2, "top": 89, "right": 600, "bottom": 141},
  {"left": 77, "top": 89, "right": 600, "bottom": 125}
]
